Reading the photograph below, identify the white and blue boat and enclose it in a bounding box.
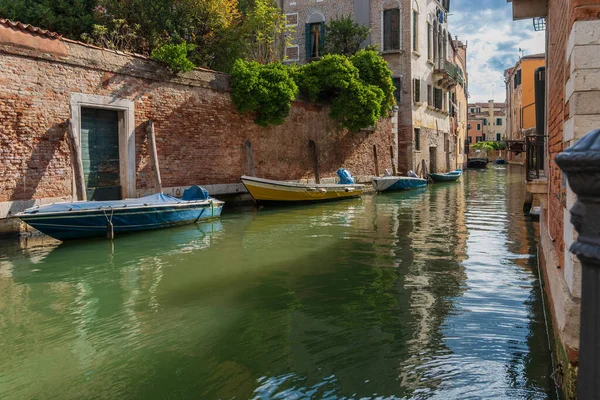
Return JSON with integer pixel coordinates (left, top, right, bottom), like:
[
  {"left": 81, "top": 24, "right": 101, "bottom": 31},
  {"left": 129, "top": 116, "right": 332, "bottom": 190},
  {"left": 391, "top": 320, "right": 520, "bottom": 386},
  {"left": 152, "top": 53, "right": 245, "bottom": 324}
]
[
  {"left": 17, "top": 185, "right": 224, "bottom": 240},
  {"left": 372, "top": 176, "right": 428, "bottom": 192}
]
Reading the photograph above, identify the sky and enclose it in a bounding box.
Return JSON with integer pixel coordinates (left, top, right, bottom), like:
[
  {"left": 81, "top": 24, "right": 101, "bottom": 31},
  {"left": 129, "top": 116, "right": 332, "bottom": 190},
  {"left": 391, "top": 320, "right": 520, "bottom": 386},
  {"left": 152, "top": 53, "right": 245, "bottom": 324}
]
[{"left": 449, "top": 0, "right": 545, "bottom": 103}]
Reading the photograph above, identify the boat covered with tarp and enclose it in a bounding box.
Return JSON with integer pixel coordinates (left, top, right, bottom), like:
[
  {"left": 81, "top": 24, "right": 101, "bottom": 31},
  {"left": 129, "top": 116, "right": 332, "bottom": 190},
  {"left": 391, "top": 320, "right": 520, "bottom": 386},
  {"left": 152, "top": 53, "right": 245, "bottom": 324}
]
[
  {"left": 17, "top": 185, "right": 224, "bottom": 240},
  {"left": 467, "top": 158, "right": 488, "bottom": 169},
  {"left": 372, "top": 175, "right": 427, "bottom": 192},
  {"left": 241, "top": 171, "right": 364, "bottom": 205},
  {"left": 429, "top": 169, "right": 463, "bottom": 182}
]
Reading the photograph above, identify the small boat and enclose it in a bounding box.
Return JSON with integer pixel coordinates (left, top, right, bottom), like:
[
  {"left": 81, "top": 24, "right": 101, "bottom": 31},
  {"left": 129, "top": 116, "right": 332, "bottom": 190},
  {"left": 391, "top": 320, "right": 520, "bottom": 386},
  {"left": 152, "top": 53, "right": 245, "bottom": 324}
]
[
  {"left": 493, "top": 159, "right": 507, "bottom": 165},
  {"left": 372, "top": 176, "right": 427, "bottom": 192},
  {"left": 467, "top": 158, "right": 488, "bottom": 169},
  {"left": 17, "top": 185, "right": 224, "bottom": 240},
  {"left": 241, "top": 175, "right": 364, "bottom": 205},
  {"left": 429, "top": 169, "right": 463, "bottom": 182}
]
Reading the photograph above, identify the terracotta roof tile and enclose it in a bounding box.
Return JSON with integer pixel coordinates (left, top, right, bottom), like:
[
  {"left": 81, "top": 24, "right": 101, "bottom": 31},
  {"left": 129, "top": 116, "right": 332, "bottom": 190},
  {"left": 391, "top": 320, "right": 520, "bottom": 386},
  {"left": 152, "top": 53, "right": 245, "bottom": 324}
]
[{"left": 0, "top": 18, "right": 62, "bottom": 39}]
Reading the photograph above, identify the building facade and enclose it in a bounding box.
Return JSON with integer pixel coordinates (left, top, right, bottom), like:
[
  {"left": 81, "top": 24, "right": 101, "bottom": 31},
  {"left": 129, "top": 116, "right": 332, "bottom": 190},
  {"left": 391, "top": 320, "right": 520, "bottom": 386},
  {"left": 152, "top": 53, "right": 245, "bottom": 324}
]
[
  {"left": 452, "top": 39, "right": 468, "bottom": 170},
  {"left": 504, "top": 53, "right": 546, "bottom": 164},
  {"left": 509, "top": 0, "right": 600, "bottom": 397},
  {"left": 467, "top": 101, "right": 506, "bottom": 142},
  {"left": 281, "top": 0, "right": 464, "bottom": 175}
]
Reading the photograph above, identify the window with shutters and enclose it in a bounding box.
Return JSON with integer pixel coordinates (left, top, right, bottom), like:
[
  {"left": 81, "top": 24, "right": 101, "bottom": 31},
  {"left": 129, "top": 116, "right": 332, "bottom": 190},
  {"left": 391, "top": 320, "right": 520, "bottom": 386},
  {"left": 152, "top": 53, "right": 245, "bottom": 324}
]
[
  {"left": 306, "top": 22, "right": 325, "bottom": 60},
  {"left": 414, "top": 128, "right": 421, "bottom": 151},
  {"left": 476, "top": 136, "right": 482, "bottom": 143},
  {"left": 496, "top": 118, "right": 502, "bottom": 125},
  {"left": 427, "top": 84, "right": 432, "bottom": 105},
  {"left": 383, "top": 8, "right": 400, "bottom": 51},
  {"left": 393, "top": 77, "right": 402, "bottom": 103},
  {"left": 412, "top": 10, "right": 419, "bottom": 52},
  {"left": 496, "top": 133, "right": 501, "bottom": 141},
  {"left": 413, "top": 78, "right": 421, "bottom": 103},
  {"left": 427, "top": 23, "right": 432, "bottom": 60},
  {"left": 477, "top": 123, "right": 481, "bottom": 130},
  {"left": 468, "top": 136, "right": 472, "bottom": 144},
  {"left": 483, "top": 118, "right": 487, "bottom": 126},
  {"left": 433, "top": 87, "right": 442, "bottom": 109}
]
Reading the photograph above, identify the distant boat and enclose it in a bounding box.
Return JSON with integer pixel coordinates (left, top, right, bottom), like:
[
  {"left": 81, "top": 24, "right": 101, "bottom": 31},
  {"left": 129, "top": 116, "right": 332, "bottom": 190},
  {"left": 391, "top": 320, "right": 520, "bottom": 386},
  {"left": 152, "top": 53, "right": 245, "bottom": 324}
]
[
  {"left": 17, "top": 187, "right": 224, "bottom": 240},
  {"left": 493, "top": 159, "right": 507, "bottom": 165},
  {"left": 241, "top": 176, "right": 364, "bottom": 205},
  {"left": 467, "top": 158, "right": 488, "bottom": 169},
  {"left": 372, "top": 176, "right": 427, "bottom": 192},
  {"left": 429, "top": 169, "right": 463, "bottom": 182}
]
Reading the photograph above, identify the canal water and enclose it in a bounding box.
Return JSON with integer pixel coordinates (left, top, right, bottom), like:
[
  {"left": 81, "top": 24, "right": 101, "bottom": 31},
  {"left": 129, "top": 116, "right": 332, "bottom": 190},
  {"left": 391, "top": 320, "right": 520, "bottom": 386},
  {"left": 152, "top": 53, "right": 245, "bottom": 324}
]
[{"left": 0, "top": 166, "right": 555, "bottom": 399}]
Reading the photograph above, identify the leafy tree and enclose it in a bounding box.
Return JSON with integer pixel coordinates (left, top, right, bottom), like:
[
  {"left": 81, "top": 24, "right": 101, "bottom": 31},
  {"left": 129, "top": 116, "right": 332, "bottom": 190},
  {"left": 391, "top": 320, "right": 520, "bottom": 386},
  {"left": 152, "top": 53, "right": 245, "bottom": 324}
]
[
  {"left": 324, "top": 15, "right": 370, "bottom": 57},
  {"left": 0, "top": 0, "right": 97, "bottom": 39},
  {"left": 243, "top": 0, "right": 288, "bottom": 64},
  {"left": 330, "top": 80, "right": 384, "bottom": 132},
  {"left": 470, "top": 141, "right": 507, "bottom": 151},
  {"left": 151, "top": 42, "right": 196, "bottom": 73},
  {"left": 295, "top": 54, "right": 359, "bottom": 102},
  {"left": 81, "top": 18, "right": 140, "bottom": 51},
  {"left": 230, "top": 60, "right": 298, "bottom": 127},
  {"left": 351, "top": 50, "right": 396, "bottom": 115}
]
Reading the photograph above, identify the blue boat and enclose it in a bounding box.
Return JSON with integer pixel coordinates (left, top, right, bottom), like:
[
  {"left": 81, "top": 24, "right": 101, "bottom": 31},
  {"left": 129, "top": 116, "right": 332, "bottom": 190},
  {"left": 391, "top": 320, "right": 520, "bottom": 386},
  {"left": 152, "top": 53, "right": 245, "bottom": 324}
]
[
  {"left": 429, "top": 169, "right": 463, "bottom": 182},
  {"left": 17, "top": 186, "right": 224, "bottom": 240},
  {"left": 372, "top": 176, "right": 428, "bottom": 192}
]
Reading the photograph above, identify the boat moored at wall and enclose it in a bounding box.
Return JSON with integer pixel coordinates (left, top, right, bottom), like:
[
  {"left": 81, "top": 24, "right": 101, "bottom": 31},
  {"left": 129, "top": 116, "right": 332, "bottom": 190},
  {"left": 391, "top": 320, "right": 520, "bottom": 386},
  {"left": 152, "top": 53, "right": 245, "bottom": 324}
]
[
  {"left": 17, "top": 189, "right": 224, "bottom": 240},
  {"left": 241, "top": 176, "right": 364, "bottom": 205},
  {"left": 372, "top": 176, "right": 428, "bottom": 192},
  {"left": 467, "top": 158, "right": 488, "bottom": 169},
  {"left": 429, "top": 170, "right": 463, "bottom": 182}
]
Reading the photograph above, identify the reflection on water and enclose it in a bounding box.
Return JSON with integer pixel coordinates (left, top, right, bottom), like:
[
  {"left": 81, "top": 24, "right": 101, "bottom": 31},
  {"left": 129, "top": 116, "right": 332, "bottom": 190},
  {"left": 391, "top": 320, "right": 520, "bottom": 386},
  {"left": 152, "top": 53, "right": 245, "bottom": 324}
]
[{"left": 0, "top": 167, "right": 554, "bottom": 399}]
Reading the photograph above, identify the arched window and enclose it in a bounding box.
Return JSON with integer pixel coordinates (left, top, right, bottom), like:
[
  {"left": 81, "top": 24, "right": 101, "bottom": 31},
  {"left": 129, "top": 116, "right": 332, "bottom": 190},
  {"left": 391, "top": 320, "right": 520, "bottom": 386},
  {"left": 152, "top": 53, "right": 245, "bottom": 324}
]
[
  {"left": 382, "top": 1, "right": 401, "bottom": 51},
  {"left": 305, "top": 11, "right": 325, "bottom": 60}
]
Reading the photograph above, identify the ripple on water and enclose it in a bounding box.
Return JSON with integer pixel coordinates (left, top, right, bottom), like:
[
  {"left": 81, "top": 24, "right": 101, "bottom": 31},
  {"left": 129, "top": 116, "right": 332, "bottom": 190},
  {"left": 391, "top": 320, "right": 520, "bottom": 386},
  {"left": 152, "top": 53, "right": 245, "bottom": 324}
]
[{"left": 0, "top": 168, "right": 554, "bottom": 399}]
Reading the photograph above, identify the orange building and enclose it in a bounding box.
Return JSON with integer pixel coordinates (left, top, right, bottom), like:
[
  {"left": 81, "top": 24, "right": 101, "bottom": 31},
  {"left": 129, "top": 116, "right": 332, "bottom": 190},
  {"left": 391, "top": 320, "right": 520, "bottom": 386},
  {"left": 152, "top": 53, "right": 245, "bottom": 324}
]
[{"left": 505, "top": 54, "right": 545, "bottom": 163}]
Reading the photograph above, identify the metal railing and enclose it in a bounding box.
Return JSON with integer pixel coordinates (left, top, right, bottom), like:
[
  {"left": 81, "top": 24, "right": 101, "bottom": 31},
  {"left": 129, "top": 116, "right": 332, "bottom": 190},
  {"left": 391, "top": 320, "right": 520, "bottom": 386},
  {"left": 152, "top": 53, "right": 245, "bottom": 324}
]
[
  {"left": 433, "top": 58, "right": 464, "bottom": 86},
  {"left": 525, "top": 134, "right": 545, "bottom": 181}
]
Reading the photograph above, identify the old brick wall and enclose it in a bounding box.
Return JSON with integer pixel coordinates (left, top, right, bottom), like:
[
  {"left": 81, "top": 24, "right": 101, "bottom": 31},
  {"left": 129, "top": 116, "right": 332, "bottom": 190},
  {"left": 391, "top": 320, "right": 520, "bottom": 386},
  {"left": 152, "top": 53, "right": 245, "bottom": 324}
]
[
  {"left": 546, "top": 0, "right": 570, "bottom": 269},
  {"left": 0, "top": 37, "right": 393, "bottom": 212}
]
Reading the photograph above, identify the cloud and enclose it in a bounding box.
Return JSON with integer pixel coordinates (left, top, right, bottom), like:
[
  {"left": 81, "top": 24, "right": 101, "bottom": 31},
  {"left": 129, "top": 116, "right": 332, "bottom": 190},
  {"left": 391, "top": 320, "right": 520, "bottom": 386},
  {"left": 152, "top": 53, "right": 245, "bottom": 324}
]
[{"left": 449, "top": 0, "right": 545, "bottom": 102}]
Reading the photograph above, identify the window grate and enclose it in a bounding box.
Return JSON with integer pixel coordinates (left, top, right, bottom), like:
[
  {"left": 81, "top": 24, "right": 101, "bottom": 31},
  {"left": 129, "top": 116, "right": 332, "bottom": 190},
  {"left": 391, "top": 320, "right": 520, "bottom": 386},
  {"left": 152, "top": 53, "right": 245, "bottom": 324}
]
[{"left": 533, "top": 17, "right": 546, "bottom": 32}]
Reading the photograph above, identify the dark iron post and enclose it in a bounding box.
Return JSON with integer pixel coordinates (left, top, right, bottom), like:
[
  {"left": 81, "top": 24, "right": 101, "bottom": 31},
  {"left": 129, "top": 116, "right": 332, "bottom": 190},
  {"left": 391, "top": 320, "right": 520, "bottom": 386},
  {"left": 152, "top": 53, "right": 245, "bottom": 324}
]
[{"left": 555, "top": 128, "right": 600, "bottom": 399}]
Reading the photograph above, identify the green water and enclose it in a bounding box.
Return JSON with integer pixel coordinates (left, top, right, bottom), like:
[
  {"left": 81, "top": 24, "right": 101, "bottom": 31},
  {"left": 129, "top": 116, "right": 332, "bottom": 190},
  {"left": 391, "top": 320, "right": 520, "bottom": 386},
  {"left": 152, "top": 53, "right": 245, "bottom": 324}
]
[{"left": 0, "top": 167, "right": 555, "bottom": 399}]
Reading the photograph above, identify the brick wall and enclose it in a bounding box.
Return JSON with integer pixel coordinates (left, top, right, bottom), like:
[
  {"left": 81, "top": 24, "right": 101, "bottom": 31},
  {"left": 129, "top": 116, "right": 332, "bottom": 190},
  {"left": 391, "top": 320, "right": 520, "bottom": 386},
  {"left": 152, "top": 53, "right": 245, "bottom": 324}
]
[
  {"left": 0, "top": 35, "right": 394, "bottom": 214},
  {"left": 546, "top": 0, "right": 570, "bottom": 269}
]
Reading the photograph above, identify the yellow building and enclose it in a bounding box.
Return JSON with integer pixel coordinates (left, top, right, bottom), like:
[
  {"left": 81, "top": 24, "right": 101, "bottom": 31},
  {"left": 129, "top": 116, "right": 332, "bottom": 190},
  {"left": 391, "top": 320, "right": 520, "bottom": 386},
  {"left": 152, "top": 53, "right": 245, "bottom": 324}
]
[
  {"left": 505, "top": 53, "right": 545, "bottom": 164},
  {"left": 452, "top": 40, "right": 468, "bottom": 170}
]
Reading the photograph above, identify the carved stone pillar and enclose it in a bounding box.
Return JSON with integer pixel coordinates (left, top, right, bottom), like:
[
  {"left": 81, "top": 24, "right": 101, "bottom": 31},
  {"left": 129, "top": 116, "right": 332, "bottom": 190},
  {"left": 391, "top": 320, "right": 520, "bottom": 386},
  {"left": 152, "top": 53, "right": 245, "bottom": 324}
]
[{"left": 555, "top": 128, "right": 600, "bottom": 399}]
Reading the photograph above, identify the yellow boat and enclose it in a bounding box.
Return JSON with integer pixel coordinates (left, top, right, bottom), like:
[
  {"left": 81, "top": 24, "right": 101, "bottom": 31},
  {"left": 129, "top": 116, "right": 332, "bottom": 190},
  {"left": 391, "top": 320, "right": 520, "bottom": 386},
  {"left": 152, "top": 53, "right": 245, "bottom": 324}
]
[{"left": 241, "top": 175, "right": 365, "bottom": 205}]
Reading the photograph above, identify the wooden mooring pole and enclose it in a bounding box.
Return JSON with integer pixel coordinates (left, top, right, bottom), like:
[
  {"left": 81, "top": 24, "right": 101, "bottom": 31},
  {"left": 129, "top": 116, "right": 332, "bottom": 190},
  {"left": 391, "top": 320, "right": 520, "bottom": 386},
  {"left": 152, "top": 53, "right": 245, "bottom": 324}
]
[
  {"left": 244, "top": 139, "right": 255, "bottom": 176},
  {"left": 146, "top": 120, "right": 162, "bottom": 193},
  {"left": 373, "top": 145, "right": 380, "bottom": 177},
  {"left": 555, "top": 128, "right": 600, "bottom": 399},
  {"left": 66, "top": 119, "right": 87, "bottom": 201},
  {"left": 309, "top": 140, "right": 320, "bottom": 184},
  {"left": 390, "top": 145, "right": 397, "bottom": 175}
]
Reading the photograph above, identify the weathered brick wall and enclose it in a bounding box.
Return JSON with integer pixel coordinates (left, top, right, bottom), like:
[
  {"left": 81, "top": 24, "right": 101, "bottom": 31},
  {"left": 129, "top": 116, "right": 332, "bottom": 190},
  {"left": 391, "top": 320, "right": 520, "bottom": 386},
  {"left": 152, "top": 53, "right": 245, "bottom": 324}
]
[
  {"left": 546, "top": 0, "right": 570, "bottom": 268},
  {"left": 0, "top": 36, "right": 393, "bottom": 209}
]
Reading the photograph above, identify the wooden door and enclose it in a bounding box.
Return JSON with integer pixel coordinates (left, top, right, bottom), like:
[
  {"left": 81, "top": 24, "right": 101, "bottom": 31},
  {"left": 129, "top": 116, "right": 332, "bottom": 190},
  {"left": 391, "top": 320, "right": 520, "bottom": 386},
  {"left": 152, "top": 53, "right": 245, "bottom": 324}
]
[{"left": 80, "top": 108, "right": 121, "bottom": 200}]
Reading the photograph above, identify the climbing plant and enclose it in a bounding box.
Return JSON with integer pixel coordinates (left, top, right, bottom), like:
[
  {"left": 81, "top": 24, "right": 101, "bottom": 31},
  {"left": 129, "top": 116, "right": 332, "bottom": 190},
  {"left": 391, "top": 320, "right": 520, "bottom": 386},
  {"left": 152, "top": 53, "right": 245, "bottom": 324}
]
[
  {"left": 230, "top": 59, "right": 298, "bottom": 127},
  {"left": 350, "top": 50, "right": 396, "bottom": 115},
  {"left": 151, "top": 42, "right": 196, "bottom": 73}
]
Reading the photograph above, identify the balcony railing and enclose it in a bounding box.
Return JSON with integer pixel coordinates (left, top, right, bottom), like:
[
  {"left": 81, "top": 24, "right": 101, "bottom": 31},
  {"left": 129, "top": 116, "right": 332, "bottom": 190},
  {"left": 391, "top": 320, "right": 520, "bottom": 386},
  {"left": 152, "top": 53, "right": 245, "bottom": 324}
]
[
  {"left": 525, "top": 134, "right": 545, "bottom": 181},
  {"left": 433, "top": 58, "right": 464, "bottom": 87}
]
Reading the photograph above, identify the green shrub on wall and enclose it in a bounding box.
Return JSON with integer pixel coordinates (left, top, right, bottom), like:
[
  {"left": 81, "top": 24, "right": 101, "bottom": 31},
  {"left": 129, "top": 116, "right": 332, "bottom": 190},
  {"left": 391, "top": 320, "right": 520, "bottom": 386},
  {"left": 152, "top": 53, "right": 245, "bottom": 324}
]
[
  {"left": 151, "top": 42, "right": 196, "bottom": 73},
  {"left": 230, "top": 51, "right": 395, "bottom": 132},
  {"left": 350, "top": 50, "right": 396, "bottom": 115},
  {"left": 230, "top": 59, "right": 299, "bottom": 127}
]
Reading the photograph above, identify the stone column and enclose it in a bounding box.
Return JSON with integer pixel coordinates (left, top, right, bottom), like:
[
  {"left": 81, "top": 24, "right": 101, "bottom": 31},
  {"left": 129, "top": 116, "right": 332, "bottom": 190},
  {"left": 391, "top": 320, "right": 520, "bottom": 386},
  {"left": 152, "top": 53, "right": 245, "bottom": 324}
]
[{"left": 555, "top": 128, "right": 600, "bottom": 399}]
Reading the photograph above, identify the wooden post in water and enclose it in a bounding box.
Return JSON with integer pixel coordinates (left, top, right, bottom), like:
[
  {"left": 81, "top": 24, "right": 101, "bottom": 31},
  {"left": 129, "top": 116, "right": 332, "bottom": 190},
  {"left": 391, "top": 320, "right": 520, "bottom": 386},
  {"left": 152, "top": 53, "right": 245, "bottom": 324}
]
[
  {"left": 244, "top": 139, "right": 255, "bottom": 176},
  {"left": 146, "top": 120, "right": 162, "bottom": 193},
  {"left": 373, "top": 145, "right": 380, "bottom": 177},
  {"left": 66, "top": 119, "right": 87, "bottom": 201},
  {"left": 555, "top": 129, "right": 600, "bottom": 399},
  {"left": 390, "top": 145, "right": 397, "bottom": 175},
  {"left": 309, "top": 140, "right": 320, "bottom": 184}
]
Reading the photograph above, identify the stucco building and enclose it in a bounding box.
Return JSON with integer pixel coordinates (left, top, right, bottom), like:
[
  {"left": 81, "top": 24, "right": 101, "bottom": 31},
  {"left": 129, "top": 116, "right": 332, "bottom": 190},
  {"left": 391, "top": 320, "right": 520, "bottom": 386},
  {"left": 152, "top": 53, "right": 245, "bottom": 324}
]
[
  {"left": 467, "top": 101, "right": 507, "bottom": 143},
  {"left": 280, "top": 0, "right": 465, "bottom": 175},
  {"left": 509, "top": 0, "right": 600, "bottom": 397},
  {"left": 452, "top": 39, "right": 468, "bottom": 170},
  {"left": 504, "top": 53, "right": 546, "bottom": 164}
]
